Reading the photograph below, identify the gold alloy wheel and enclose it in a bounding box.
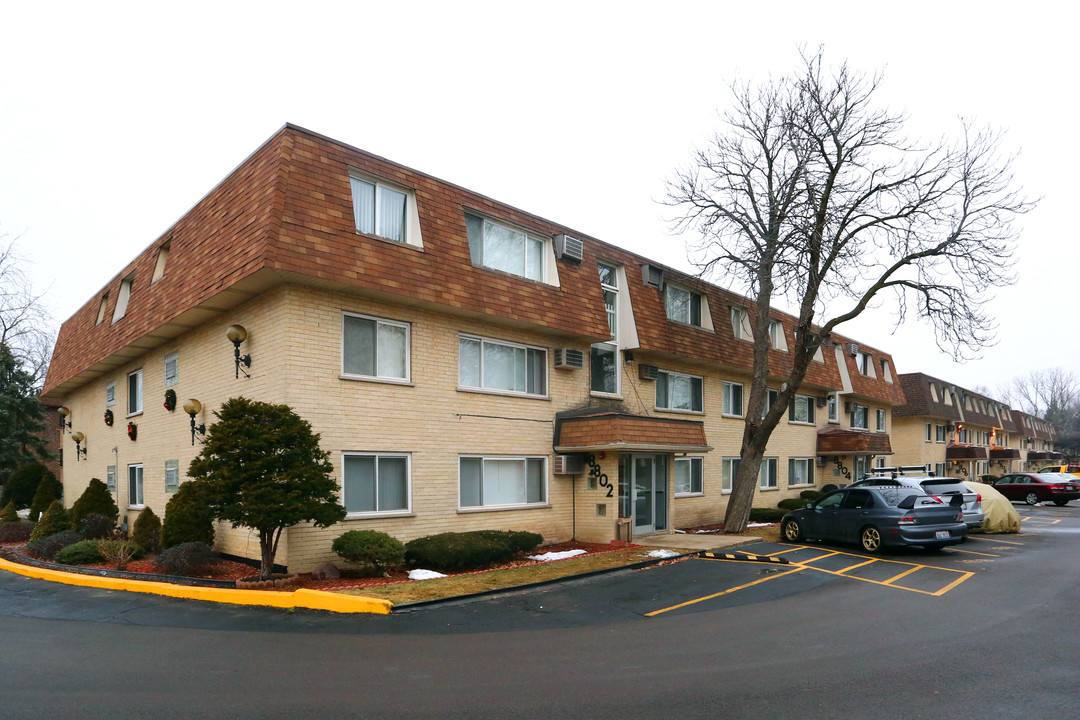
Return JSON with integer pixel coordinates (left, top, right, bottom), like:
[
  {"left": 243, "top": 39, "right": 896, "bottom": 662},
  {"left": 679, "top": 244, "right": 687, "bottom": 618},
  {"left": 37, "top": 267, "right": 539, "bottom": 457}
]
[{"left": 860, "top": 526, "right": 882, "bottom": 553}]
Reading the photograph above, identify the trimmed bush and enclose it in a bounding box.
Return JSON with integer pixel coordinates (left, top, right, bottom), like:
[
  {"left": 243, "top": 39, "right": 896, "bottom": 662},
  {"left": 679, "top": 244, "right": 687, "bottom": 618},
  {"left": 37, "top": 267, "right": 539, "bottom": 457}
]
[
  {"left": 332, "top": 530, "right": 405, "bottom": 575},
  {"left": 29, "top": 475, "right": 60, "bottom": 522},
  {"left": 0, "top": 462, "right": 59, "bottom": 510},
  {"left": 97, "top": 540, "right": 141, "bottom": 571},
  {"left": 160, "top": 482, "right": 215, "bottom": 549},
  {"left": 749, "top": 508, "right": 787, "bottom": 523},
  {"left": 0, "top": 501, "right": 18, "bottom": 524},
  {"left": 27, "top": 529, "right": 83, "bottom": 560},
  {"left": 132, "top": 507, "right": 162, "bottom": 553},
  {"left": 799, "top": 490, "right": 825, "bottom": 502},
  {"left": 80, "top": 513, "right": 116, "bottom": 540},
  {"left": 30, "top": 500, "right": 70, "bottom": 541},
  {"left": 472, "top": 529, "right": 544, "bottom": 554},
  {"left": 54, "top": 539, "right": 104, "bottom": 565},
  {"left": 152, "top": 542, "right": 216, "bottom": 576},
  {"left": 68, "top": 479, "right": 119, "bottom": 531},
  {"left": 0, "top": 521, "right": 33, "bottom": 543},
  {"left": 777, "top": 498, "right": 811, "bottom": 512},
  {"left": 405, "top": 530, "right": 536, "bottom": 572}
]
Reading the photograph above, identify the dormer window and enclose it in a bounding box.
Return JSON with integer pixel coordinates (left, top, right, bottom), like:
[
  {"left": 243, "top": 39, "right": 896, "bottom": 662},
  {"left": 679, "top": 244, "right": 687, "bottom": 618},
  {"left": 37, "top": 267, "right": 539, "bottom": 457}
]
[
  {"left": 929, "top": 384, "right": 938, "bottom": 402},
  {"left": 881, "top": 359, "right": 892, "bottom": 383},
  {"left": 730, "top": 307, "right": 751, "bottom": 339},
  {"left": 152, "top": 242, "right": 170, "bottom": 283},
  {"left": 112, "top": 275, "right": 133, "bottom": 324},
  {"left": 96, "top": 293, "right": 109, "bottom": 325},
  {"left": 350, "top": 171, "right": 422, "bottom": 247},
  {"left": 768, "top": 320, "right": 787, "bottom": 350},
  {"left": 465, "top": 213, "right": 547, "bottom": 282},
  {"left": 856, "top": 351, "right": 873, "bottom": 376},
  {"left": 665, "top": 285, "right": 701, "bottom": 326}
]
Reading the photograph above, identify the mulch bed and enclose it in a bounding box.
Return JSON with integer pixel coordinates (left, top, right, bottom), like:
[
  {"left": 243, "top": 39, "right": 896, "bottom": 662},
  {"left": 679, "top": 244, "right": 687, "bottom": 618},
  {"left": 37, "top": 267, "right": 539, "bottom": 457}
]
[{"left": 3, "top": 540, "right": 643, "bottom": 592}]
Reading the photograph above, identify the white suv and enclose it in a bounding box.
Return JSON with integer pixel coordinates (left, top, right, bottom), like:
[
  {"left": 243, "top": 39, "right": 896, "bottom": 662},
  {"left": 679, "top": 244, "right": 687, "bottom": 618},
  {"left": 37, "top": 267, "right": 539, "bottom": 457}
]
[{"left": 851, "top": 472, "right": 985, "bottom": 530}]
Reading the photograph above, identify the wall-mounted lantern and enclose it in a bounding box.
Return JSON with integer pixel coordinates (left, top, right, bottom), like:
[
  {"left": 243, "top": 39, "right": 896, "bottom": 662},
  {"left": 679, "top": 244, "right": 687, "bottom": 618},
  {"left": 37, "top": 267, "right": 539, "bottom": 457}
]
[
  {"left": 71, "top": 431, "right": 87, "bottom": 461},
  {"left": 183, "top": 398, "right": 206, "bottom": 445},
  {"left": 226, "top": 324, "right": 251, "bottom": 379},
  {"left": 58, "top": 406, "right": 72, "bottom": 432}
]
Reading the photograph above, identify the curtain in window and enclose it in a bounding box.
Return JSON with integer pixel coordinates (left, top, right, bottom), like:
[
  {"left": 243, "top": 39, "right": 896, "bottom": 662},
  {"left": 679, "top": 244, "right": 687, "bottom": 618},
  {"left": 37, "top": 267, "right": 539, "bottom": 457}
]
[
  {"left": 525, "top": 237, "right": 543, "bottom": 280},
  {"left": 484, "top": 459, "right": 525, "bottom": 505},
  {"left": 344, "top": 456, "right": 377, "bottom": 513},
  {"left": 671, "top": 374, "right": 692, "bottom": 410},
  {"left": 458, "top": 338, "right": 481, "bottom": 387},
  {"left": 378, "top": 457, "right": 408, "bottom": 511},
  {"left": 526, "top": 458, "right": 545, "bottom": 504},
  {"left": 351, "top": 178, "right": 375, "bottom": 235},
  {"left": 460, "top": 457, "right": 482, "bottom": 507},
  {"left": 484, "top": 342, "right": 525, "bottom": 392},
  {"left": 344, "top": 316, "right": 376, "bottom": 376},
  {"left": 656, "top": 373, "right": 669, "bottom": 408},
  {"left": 377, "top": 323, "right": 407, "bottom": 379},
  {"left": 377, "top": 186, "right": 407, "bottom": 242},
  {"left": 666, "top": 287, "right": 689, "bottom": 322},
  {"left": 483, "top": 222, "right": 523, "bottom": 276},
  {"left": 675, "top": 460, "right": 692, "bottom": 494}
]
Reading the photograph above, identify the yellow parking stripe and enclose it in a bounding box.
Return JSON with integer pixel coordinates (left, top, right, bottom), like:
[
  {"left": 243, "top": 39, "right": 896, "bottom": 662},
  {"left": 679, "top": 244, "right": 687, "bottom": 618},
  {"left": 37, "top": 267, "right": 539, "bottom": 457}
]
[
  {"left": 882, "top": 566, "right": 923, "bottom": 585},
  {"left": 967, "top": 536, "right": 1023, "bottom": 546},
  {"left": 645, "top": 567, "right": 804, "bottom": 616},
  {"left": 791, "top": 551, "right": 842, "bottom": 564},
  {"left": 946, "top": 547, "right": 1000, "bottom": 558},
  {"left": 835, "top": 559, "right": 878, "bottom": 574},
  {"left": 931, "top": 572, "right": 976, "bottom": 596}
]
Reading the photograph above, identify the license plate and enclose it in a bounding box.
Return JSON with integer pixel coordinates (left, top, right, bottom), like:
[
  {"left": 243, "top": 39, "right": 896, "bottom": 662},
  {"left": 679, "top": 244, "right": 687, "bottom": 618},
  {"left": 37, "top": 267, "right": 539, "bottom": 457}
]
[{"left": 935, "top": 531, "right": 950, "bottom": 539}]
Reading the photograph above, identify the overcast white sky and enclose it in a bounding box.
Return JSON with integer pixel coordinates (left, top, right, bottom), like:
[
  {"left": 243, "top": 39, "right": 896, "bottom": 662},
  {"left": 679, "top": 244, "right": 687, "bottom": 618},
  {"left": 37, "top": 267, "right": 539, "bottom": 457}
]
[{"left": 1, "top": 1, "right": 1073, "bottom": 399}]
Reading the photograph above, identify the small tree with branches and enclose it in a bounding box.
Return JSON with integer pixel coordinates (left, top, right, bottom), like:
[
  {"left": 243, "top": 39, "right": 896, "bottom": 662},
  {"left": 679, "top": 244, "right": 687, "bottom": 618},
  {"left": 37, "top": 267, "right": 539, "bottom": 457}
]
[
  {"left": 187, "top": 397, "right": 346, "bottom": 580},
  {"left": 667, "top": 48, "right": 1033, "bottom": 532}
]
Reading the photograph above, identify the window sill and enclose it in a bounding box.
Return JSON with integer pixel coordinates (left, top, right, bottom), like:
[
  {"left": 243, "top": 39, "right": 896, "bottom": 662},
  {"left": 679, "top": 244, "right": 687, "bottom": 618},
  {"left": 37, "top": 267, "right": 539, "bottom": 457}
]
[
  {"left": 788, "top": 483, "right": 815, "bottom": 489},
  {"left": 470, "top": 263, "right": 558, "bottom": 289},
  {"left": 457, "top": 387, "right": 550, "bottom": 401},
  {"left": 758, "top": 487, "right": 779, "bottom": 492},
  {"left": 674, "top": 492, "right": 704, "bottom": 499},
  {"left": 458, "top": 504, "right": 551, "bottom": 514},
  {"left": 356, "top": 230, "right": 424, "bottom": 252},
  {"left": 127, "top": 504, "right": 145, "bottom": 510},
  {"left": 721, "top": 413, "right": 744, "bottom": 420},
  {"left": 346, "top": 511, "right": 415, "bottom": 520},
  {"left": 788, "top": 420, "right": 815, "bottom": 427},
  {"left": 590, "top": 391, "right": 623, "bottom": 400},
  {"left": 340, "top": 374, "right": 414, "bottom": 387},
  {"left": 126, "top": 411, "right": 143, "bottom": 419},
  {"left": 666, "top": 319, "right": 713, "bottom": 333},
  {"left": 656, "top": 407, "right": 704, "bottom": 416}
]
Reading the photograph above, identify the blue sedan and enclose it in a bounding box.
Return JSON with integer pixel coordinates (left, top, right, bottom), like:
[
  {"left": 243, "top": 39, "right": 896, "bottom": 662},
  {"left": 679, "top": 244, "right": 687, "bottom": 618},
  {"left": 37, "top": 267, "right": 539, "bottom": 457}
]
[{"left": 781, "top": 486, "right": 967, "bottom": 553}]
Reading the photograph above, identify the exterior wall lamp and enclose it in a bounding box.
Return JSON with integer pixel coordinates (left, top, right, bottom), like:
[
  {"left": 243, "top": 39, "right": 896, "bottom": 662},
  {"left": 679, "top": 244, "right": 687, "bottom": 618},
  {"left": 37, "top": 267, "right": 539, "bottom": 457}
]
[
  {"left": 71, "top": 431, "right": 87, "bottom": 461},
  {"left": 183, "top": 398, "right": 206, "bottom": 445},
  {"left": 227, "top": 324, "right": 251, "bottom": 378},
  {"left": 58, "top": 406, "right": 72, "bottom": 432}
]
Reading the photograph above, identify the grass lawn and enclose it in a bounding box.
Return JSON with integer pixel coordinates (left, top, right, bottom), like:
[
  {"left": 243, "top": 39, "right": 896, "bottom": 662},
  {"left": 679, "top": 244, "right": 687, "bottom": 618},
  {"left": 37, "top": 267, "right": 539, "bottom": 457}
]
[{"left": 342, "top": 547, "right": 696, "bottom": 605}]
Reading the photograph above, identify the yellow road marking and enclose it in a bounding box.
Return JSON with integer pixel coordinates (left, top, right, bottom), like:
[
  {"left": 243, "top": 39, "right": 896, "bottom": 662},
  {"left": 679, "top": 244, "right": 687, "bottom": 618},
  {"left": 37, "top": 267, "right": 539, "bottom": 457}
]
[
  {"left": 967, "top": 536, "right": 1023, "bottom": 546},
  {"left": 645, "top": 567, "right": 804, "bottom": 616},
  {"left": 835, "top": 559, "right": 878, "bottom": 574},
  {"left": 791, "top": 551, "right": 842, "bottom": 564},
  {"left": 882, "top": 566, "right": 923, "bottom": 585},
  {"left": 932, "top": 571, "right": 976, "bottom": 596},
  {"left": 946, "top": 547, "right": 1000, "bottom": 558}
]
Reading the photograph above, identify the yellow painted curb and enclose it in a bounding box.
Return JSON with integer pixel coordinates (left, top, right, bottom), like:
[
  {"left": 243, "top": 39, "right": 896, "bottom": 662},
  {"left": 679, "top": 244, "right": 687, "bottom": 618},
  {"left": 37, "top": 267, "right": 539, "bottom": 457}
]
[{"left": 0, "top": 557, "right": 392, "bottom": 615}]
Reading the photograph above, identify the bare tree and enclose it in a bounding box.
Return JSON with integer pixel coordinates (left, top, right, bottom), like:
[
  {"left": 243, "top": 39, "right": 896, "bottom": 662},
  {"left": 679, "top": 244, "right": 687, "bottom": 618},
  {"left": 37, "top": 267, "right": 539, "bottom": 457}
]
[
  {"left": 998, "top": 368, "right": 1080, "bottom": 429},
  {"left": 667, "top": 48, "right": 1034, "bottom": 532},
  {"left": 0, "top": 228, "right": 54, "bottom": 389}
]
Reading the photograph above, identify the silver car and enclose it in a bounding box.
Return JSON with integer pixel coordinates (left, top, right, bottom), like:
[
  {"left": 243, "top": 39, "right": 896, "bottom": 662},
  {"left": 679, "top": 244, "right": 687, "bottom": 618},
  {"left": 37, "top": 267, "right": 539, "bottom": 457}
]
[{"left": 851, "top": 475, "right": 985, "bottom": 530}]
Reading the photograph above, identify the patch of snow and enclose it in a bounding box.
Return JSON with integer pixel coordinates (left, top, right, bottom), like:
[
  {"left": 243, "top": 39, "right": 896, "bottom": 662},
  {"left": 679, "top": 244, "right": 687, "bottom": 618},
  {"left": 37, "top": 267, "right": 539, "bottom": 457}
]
[
  {"left": 694, "top": 529, "right": 721, "bottom": 534},
  {"left": 672, "top": 529, "right": 687, "bottom": 533},
  {"left": 746, "top": 522, "right": 776, "bottom": 528},
  {"left": 528, "top": 549, "right": 587, "bottom": 562},
  {"left": 647, "top": 549, "right": 679, "bottom": 558},
  {"left": 408, "top": 569, "right": 447, "bottom": 580}
]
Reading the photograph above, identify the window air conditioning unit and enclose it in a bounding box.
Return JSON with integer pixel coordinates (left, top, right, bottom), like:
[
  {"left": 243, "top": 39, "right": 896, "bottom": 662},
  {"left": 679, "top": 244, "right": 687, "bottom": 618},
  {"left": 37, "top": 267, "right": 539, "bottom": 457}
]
[
  {"left": 553, "top": 454, "right": 585, "bottom": 475},
  {"left": 816, "top": 456, "right": 828, "bottom": 467},
  {"left": 844, "top": 401, "right": 854, "bottom": 413},
  {"left": 553, "top": 348, "right": 584, "bottom": 369},
  {"left": 642, "top": 264, "right": 664, "bottom": 289},
  {"left": 815, "top": 396, "right": 829, "bottom": 407},
  {"left": 846, "top": 343, "right": 859, "bottom": 356},
  {"left": 554, "top": 234, "right": 584, "bottom": 263},
  {"left": 638, "top": 363, "right": 659, "bottom": 381}
]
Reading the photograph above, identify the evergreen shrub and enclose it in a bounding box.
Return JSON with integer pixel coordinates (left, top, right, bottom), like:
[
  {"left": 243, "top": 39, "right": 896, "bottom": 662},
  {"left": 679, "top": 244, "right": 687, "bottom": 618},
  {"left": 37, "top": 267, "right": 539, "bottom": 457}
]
[
  {"left": 0, "top": 501, "right": 18, "bottom": 524},
  {"left": 30, "top": 500, "right": 70, "bottom": 541},
  {"left": 27, "top": 530, "right": 83, "bottom": 560},
  {"left": 132, "top": 507, "right": 162, "bottom": 553},
  {"left": 54, "top": 539, "right": 103, "bottom": 565},
  {"left": 404, "top": 530, "right": 539, "bottom": 572},
  {"left": 80, "top": 513, "right": 116, "bottom": 540},
  {"left": 1, "top": 463, "right": 59, "bottom": 510},
  {"left": 332, "top": 530, "right": 405, "bottom": 575},
  {"left": 69, "top": 479, "right": 119, "bottom": 530},
  {"left": 160, "top": 482, "right": 215, "bottom": 549},
  {"left": 29, "top": 475, "right": 60, "bottom": 522},
  {"left": 749, "top": 508, "right": 787, "bottom": 523},
  {"left": 777, "top": 498, "right": 810, "bottom": 512},
  {"left": 799, "top": 490, "right": 825, "bottom": 502}
]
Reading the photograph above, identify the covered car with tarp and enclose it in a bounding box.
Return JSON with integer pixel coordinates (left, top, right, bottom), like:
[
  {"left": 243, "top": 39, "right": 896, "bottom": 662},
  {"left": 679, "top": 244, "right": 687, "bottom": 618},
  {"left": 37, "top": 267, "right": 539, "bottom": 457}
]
[{"left": 965, "top": 481, "right": 1020, "bottom": 533}]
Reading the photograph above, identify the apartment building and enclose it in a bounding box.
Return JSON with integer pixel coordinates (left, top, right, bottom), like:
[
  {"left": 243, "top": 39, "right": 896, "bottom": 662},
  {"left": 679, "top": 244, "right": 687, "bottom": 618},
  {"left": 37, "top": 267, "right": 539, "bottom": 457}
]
[{"left": 42, "top": 124, "right": 902, "bottom": 572}]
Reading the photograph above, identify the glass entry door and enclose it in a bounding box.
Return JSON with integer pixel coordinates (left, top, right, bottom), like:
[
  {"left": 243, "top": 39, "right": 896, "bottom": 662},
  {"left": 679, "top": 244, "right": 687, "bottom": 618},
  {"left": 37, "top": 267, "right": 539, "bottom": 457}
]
[{"left": 631, "top": 454, "right": 668, "bottom": 535}]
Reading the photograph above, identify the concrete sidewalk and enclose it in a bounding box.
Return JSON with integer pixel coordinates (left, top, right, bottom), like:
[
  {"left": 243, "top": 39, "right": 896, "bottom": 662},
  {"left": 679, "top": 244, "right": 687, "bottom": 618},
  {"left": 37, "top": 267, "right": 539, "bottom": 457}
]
[{"left": 635, "top": 531, "right": 760, "bottom": 552}]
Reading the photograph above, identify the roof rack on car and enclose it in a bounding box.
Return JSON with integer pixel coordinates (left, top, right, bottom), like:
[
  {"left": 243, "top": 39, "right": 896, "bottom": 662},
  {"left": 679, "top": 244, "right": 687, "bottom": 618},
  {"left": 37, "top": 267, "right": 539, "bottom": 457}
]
[{"left": 872, "top": 465, "right": 931, "bottom": 479}]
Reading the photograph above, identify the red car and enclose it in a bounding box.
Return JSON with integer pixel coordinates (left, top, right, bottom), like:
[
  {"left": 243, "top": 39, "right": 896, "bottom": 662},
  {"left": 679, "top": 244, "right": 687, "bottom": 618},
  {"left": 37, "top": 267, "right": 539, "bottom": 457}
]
[{"left": 989, "top": 473, "right": 1080, "bottom": 506}]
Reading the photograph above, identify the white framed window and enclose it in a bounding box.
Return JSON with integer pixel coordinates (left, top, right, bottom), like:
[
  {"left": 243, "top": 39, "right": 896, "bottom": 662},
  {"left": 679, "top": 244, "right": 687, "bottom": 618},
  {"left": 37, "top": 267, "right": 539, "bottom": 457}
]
[
  {"left": 127, "top": 369, "right": 143, "bottom": 416},
  {"left": 761, "top": 388, "right": 779, "bottom": 419},
  {"left": 853, "top": 455, "right": 870, "bottom": 480},
  {"left": 876, "top": 456, "right": 887, "bottom": 468},
  {"left": 106, "top": 381, "right": 116, "bottom": 407},
  {"left": 936, "top": 424, "right": 948, "bottom": 442},
  {"left": 112, "top": 275, "right": 133, "bottom": 324},
  {"left": 152, "top": 242, "right": 170, "bottom": 283},
  {"left": 730, "top": 307, "right": 750, "bottom": 339},
  {"left": 350, "top": 174, "right": 411, "bottom": 245},
  {"left": 851, "top": 404, "right": 868, "bottom": 430},
  {"left": 164, "top": 352, "right": 179, "bottom": 388},
  {"left": 722, "top": 381, "right": 744, "bottom": 417},
  {"left": 343, "top": 453, "right": 411, "bottom": 515},
  {"left": 665, "top": 285, "right": 702, "bottom": 326},
  {"left": 876, "top": 408, "right": 887, "bottom": 431},
  {"left": 656, "top": 370, "right": 703, "bottom": 413},
  {"left": 458, "top": 335, "right": 547, "bottom": 397},
  {"left": 934, "top": 462, "right": 948, "bottom": 476},
  {"left": 128, "top": 464, "right": 144, "bottom": 508},
  {"left": 788, "top": 458, "right": 815, "bottom": 487},
  {"left": 96, "top": 293, "right": 108, "bottom": 325},
  {"left": 789, "top": 395, "right": 815, "bottom": 424},
  {"left": 106, "top": 465, "right": 117, "bottom": 494},
  {"left": 828, "top": 393, "right": 838, "bottom": 423},
  {"left": 929, "top": 384, "right": 939, "bottom": 402},
  {"left": 342, "top": 313, "right": 410, "bottom": 382},
  {"left": 856, "top": 352, "right": 873, "bottom": 376},
  {"left": 721, "top": 457, "right": 740, "bottom": 493},
  {"left": 465, "top": 213, "right": 546, "bottom": 282},
  {"left": 674, "top": 457, "right": 704, "bottom": 496},
  {"left": 165, "top": 460, "right": 180, "bottom": 494},
  {"left": 759, "top": 457, "right": 779, "bottom": 489},
  {"left": 768, "top": 320, "right": 787, "bottom": 350},
  {"left": 925, "top": 423, "right": 932, "bottom": 442},
  {"left": 459, "top": 456, "right": 547, "bottom": 509},
  {"left": 591, "top": 262, "right": 620, "bottom": 395},
  {"left": 881, "top": 359, "right": 893, "bottom": 383}
]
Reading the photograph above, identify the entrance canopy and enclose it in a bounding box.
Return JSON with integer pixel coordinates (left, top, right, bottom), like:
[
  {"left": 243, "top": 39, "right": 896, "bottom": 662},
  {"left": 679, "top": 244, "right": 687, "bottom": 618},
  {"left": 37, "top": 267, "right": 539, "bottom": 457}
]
[
  {"left": 816, "top": 426, "right": 893, "bottom": 455},
  {"left": 553, "top": 408, "right": 711, "bottom": 454},
  {"left": 945, "top": 444, "right": 988, "bottom": 460}
]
